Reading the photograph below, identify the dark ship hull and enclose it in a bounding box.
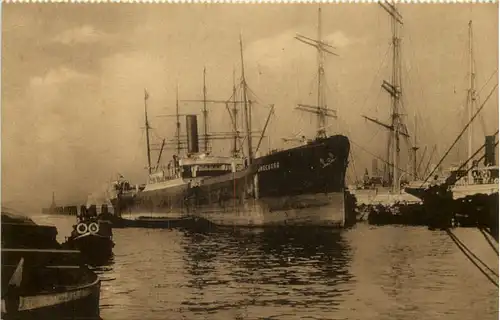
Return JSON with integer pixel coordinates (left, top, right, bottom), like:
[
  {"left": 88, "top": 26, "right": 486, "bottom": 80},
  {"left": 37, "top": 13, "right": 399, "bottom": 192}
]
[
  {"left": 187, "top": 135, "right": 351, "bottom": 227},
  {"left": 405, "top": 183, "right": 499, "bottom": 235},
  {"left": 62, "top": 216, "right": 115, "bottom": 264},
  {"left": 115, "top": 135, "right": 352, "bottom": 227},
  {"left": 64, "top": 234, "right": 114, "bottom": 260},
  {"left": 115, "top": 178, "right": 190, "bottom": 215}
]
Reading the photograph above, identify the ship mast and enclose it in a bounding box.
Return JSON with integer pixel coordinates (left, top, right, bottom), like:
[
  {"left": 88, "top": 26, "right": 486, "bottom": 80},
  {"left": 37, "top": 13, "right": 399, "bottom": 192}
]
[
  {"left": 144, "top": 89, "right": 152, "bottom": 174},
  {"left": 232, "top": 68, "right": 239, "bottom": 157},
  {"left": 362, "top": 1, "right": 405, "bottom": 193},
  {"left": 467, "top": 20, "right": 477, "bottom": 184},
  {"left": 295, "top": 6, "right": 338, "bottom": 139},
  {"left": 176, "top": 85, "right": 181, "bottom": 155},
  {"left": 203, "top": 67, "right": 209, "bottom": 152},
  {"left": 412, "top": 112, "right": 419, "bottom": 180},
  {"left": 389, "top": 1, "right": 402, "bottom": 193},
  {"left": 240, "top": 34, "right": 253, "bottom": 163}
]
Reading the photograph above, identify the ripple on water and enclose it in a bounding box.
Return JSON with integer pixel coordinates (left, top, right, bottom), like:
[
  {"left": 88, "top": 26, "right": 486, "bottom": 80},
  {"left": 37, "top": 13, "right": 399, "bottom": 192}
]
[{"left": 30, "top": 215, "right": 498, "bottom": 320}]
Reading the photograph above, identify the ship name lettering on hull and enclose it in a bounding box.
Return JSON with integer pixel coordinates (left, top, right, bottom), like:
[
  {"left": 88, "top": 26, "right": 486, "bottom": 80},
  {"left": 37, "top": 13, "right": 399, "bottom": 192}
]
[{"left": 258, "top": 162, "right": 280, "bottom": 172}]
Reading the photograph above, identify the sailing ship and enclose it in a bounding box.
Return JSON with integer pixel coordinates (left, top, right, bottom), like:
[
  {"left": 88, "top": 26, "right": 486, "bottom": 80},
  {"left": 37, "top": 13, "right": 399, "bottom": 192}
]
[
  {"left": 350, "top": 1, "right": 422, "bottom": 209},
  {"left": 405, "top": 21, "right": 499, "bottom": 233},
  {"left": 114, "top": 7, "right": 353, "bottom": 228},
  {"left": 448, "top": 22, "right": 499, "bottom": 203}
]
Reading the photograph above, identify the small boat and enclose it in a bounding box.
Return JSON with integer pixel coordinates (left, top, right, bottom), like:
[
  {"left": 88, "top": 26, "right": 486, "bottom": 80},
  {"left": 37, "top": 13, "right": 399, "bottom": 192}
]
[
  {"left": 1, "top": 208, "right": 101, "bottom": 320},
  {"left": 112, "top": 212, "right": 199, "bottom": 229},
  {"left": 62, "top": 205, "right": 115, "bottom": 262}
]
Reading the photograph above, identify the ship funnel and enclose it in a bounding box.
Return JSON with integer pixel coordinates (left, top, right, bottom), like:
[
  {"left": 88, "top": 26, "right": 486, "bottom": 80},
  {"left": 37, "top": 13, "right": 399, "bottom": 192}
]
[
  {"left": 484, "top": 135, "right": 496, "bottom": 166},
  {"left": 186, "top": 115, "right": 199, "bottom": 154}
]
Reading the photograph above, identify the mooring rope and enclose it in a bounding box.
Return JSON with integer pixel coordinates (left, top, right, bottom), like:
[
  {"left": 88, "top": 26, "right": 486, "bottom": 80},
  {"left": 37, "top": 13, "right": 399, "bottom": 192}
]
[
  {"left": 446, "top": 229, "right": 498, "bottom": 287},
  {"left": 479, "top": 227, "right": 499, "bottom": 256},
  {"left": 448, "top": 230, "right": 498, "bottom": 277}
]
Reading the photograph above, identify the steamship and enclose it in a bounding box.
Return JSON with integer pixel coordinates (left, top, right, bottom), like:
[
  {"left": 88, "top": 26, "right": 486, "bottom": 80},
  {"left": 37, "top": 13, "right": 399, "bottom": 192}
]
[
  {"left": 115, "top": 113, "right": 351, "bottom": 227},
  {"left": 112, "top": 113, "right": 245, "bottom": 219},
  {"left": 114, "top": 9, "right": 354, "bottom": 227},
  {"left": 185, "top": 134, "right": 351, "bottom": 227},
  {"left": 114, "top": 109, "right": 351, "bottom": 227}
]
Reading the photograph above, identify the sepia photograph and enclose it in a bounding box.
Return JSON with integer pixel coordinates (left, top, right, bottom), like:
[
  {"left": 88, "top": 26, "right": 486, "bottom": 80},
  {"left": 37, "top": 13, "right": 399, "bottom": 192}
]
[{"left": 1, "top": 2, "right": 498, "bottom": 319}]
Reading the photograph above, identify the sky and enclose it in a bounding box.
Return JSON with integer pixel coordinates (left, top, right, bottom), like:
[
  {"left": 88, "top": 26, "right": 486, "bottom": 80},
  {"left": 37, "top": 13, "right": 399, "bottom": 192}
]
[{"left": 2, "top": 3, "right": 498, "bottom": 211}]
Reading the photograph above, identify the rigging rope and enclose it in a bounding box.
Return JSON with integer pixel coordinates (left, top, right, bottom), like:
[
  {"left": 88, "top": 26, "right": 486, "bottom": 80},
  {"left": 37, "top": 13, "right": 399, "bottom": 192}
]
[
  {"left": 350, "top": 139, "right": 413, "bottom": 178},
  {"left": 442, "top": 132, "right": 498, "bottom": 187},
  {"left": 348, "top": 150, "right": 360, "bottom": 184},
  {"left": 357, "top": 45, "right": 391, "bottom": 116},
  {"left": 422, "top": 84, "right": 498, "bottom": 186}
]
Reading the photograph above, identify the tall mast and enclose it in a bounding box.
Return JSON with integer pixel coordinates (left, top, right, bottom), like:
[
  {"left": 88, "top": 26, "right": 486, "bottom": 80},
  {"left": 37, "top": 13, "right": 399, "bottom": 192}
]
[
  {"left": 391, "top": 1, "right": 402, "bottom": 193},
  {"left": 144, "top": 89, "right": 152, "bottom": 174},
  {"left": 176, "top": 85, "right": 181, "bottom": 155},
  {"left": 467, "top": 20, "right": 476, "bottom": 183},
  {"left": 295, "top": 6, "right": 338, "bottom": 139},
  {"left": 375, "top": 0, "right": 404, "bottom": 193},
  {"left": 412, "top": 112, "right": 419, "bottom": 180},
  {"left": 317, "top": 7, "right": 325, "bottom": 136},
  {"left": 240, "top": 34, "right": 253, "bottom": 163},
  {"left": 232, "top": 67, "right": 238, "bottom": 157},
  {"left": 203, "top": 67, "right": 209, "bottom": 152}
]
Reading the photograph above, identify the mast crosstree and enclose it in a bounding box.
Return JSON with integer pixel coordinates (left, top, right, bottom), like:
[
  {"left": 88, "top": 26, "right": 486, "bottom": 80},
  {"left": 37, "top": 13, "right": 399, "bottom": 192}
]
[
  {"left": 362, "top": 1, "right": 411, "bottom": 193},
  {"left": 295, "top": 6, "right": 338, "bottom": 139}
]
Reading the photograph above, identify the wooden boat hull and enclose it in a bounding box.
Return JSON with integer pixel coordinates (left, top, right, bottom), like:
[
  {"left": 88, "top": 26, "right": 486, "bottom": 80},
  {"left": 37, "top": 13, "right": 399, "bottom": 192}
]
[
  {"left": 1, "top": 210, "right": 102, "bottom": 319},
  {"left": 64, "top": 233, "right": 114, "bottom": 261},
  {"left": 1, "top": 278, "right": 101, "bottom": 320}
]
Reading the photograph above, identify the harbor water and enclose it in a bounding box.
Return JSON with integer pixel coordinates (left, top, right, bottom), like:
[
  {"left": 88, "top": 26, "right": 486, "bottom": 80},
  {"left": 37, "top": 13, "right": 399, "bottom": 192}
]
[{"left": 32, "top": 214, "right": 498, "bottom": 320}]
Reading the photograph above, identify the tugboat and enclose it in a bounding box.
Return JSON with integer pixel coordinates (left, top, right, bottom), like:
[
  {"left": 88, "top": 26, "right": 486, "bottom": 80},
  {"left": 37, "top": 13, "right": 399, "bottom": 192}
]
[
  {"left": 63, "top": 205, "right": 115, "bottom": 263},
  {"left": 1, "top": 207, "right": 101, "bottom": 319}
]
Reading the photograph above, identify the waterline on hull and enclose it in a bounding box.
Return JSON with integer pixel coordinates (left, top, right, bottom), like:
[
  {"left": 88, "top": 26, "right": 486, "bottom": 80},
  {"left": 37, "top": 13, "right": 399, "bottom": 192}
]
[{"left": 190, "top": 192, "right": 346, "bottom": 227}]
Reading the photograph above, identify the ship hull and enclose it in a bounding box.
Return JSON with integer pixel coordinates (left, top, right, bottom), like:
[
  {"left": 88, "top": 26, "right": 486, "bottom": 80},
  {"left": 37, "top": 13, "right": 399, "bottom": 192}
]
[
  {"left": 405, "top": 183, "right": 499, "bottom": 234},
  {"left": 64, "top": 234, "right": 115, "bottom": 261},
  {"left": 114, "top": 135, "right": 352, "bottom": 228},
  {"left": 1, "top": 278, "right": 101, "bottom": 320},
  {"left": 190, "top": 191, "right": 346, "bottom": 227},
  {"left": 115, "top": 178, "right": 190, "bottom": 215},
  {"left": 187, "top": 135, "right": 352, "bottom": 227}
]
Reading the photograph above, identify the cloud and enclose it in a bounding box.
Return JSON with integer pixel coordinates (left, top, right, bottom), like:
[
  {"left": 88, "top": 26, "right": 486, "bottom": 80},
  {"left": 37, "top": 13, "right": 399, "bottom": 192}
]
[
  {"left": 29, "top": 67, "right": 92, "bottom": 88},
  {"left": 324, "top": 30, "right": 355, "bottom": 48},
  {"left": 52, "top": 25, "right": 107, "bottom": 45},
  {"left": 245, "top": 29, "right": 356, "bottom": 70}
]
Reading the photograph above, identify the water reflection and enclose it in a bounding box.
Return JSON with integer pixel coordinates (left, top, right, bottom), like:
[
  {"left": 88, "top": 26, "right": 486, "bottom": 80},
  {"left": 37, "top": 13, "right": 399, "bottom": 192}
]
[
  {"left": 180, "top": 227, "right": 354, "bottom": 318},
  {"left": 27, "top": 215, "right": 498, "bottom": 320}
]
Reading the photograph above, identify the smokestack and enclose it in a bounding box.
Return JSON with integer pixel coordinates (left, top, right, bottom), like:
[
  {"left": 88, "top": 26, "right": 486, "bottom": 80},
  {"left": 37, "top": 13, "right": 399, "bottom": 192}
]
[
  {"left": 484, "top": 135, "right": 496, "bottom": 166},
  {"left": 372, "top": 158, "right": 378, "bottom": 176},
  {"left": 186, "top": 115, "right": 199, "bottom": 154}
]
